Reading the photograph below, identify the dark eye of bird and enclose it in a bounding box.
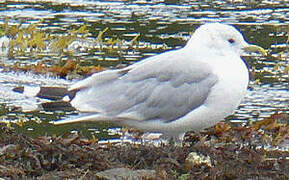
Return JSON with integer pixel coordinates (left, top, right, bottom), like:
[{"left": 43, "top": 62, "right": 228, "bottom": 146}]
[{"left": 228, "top": 38, "right": 235, "bottom": 44}]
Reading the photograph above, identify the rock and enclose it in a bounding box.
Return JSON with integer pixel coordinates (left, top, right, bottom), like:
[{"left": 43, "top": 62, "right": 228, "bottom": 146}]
[
  {"left": 185, "top": 152, "right": 212, "bottom": 168},
  {"left": 95, "top": 168, "right": 156, "bottom": 180},
  {"left": 0, "top": 144, "right": 18, "bottom": 156}
]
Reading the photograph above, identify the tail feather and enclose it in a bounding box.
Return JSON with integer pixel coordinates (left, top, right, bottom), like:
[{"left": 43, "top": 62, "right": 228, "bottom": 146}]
[{"left": 53, "top": 113, "right": 115, "bottom": 125}]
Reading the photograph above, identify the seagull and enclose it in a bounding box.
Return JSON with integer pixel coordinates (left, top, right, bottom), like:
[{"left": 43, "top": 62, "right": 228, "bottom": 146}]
[{"left": 54, "top": 23, "right": 267, "bottom": 144}]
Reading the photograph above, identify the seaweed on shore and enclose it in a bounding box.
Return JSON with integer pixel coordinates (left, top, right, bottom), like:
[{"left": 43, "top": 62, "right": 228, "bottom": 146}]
[{"left": 0, "top": 112, "right": 288, "bottom": 179}]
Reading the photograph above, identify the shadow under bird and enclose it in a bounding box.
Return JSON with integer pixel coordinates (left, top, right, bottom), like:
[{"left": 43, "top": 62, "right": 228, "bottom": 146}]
[{"left": 15, "top": 23, "right": 267, "bottom": 144}]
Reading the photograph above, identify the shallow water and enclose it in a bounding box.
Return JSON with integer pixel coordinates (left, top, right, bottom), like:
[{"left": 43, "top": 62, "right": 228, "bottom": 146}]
[{"left": 0, "top": 0, "right": 288, "bottom": 139}]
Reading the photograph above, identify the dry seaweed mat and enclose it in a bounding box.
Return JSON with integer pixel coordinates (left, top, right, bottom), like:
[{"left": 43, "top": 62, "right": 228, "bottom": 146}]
[{"left": 0, "top": 113, "right": 288, "bottom": 179}]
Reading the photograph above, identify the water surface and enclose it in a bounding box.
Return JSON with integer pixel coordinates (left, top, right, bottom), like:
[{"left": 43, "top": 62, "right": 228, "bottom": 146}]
[{"left": 0, "top": 0, "right": 288, "bottom": 140}]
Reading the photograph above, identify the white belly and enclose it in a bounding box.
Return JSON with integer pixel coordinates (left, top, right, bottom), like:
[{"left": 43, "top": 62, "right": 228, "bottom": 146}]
[
  {"left": 171, "top": 55, "right": 249, "bottom": 132},
  {"left": 126, "top": 55, "right": 249, "bottom": 134}
]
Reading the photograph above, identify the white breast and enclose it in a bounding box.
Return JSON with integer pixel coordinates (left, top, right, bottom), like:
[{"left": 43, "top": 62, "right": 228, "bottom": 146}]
[
  {"left": 205, "top": 54, "right": 249, "bottom": 116},
  {"left": 156, "top": 53, "right": 249, "bottom": 134}
]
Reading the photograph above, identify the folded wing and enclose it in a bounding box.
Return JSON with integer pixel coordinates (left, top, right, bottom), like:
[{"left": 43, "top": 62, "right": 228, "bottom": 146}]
[{"left": 55, "top": 49, "right": 218, "bottom": 124}]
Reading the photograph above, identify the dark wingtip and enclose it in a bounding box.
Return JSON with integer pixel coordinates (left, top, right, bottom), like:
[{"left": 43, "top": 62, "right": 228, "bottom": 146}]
[
  {"left": 41, "top": 101, "right": 76, "bottom": 111},
  {"left": 67, "top": 89, "right": 78, "bottom": 102},
  {"left": 13, "top": 86, "right": 69, "bottom": 101},
  {"left": 38, "top": 87, "right": 69, "bottom": 100},
  {"left": 12, "top": 86, "right": 77, "bottom": 112},
  {"left": 12, "top": 86, "right": 25, "bottom": 93}
]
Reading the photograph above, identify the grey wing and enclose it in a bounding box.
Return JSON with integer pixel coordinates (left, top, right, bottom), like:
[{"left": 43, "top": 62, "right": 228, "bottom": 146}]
[{"left": 70, "top": 49, "right": 218, "bottom": 122}]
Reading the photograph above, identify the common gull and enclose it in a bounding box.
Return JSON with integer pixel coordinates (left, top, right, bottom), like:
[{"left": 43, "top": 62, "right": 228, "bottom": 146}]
[{"left": 54, "top": 23, "right": 267, "bottom": 143}]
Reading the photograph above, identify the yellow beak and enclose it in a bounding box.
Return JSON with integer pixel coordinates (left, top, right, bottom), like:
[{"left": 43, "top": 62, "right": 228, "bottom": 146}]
[{"left": 243, "top": 44, "right": 267, "bottom": 56}]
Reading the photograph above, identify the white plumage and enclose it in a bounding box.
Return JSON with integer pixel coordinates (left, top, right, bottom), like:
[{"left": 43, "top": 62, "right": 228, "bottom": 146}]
[{"left": 54, "top": 23, "right": 266, "bottom": 143}]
